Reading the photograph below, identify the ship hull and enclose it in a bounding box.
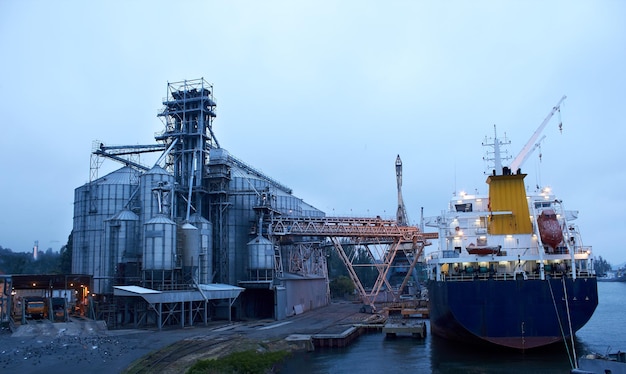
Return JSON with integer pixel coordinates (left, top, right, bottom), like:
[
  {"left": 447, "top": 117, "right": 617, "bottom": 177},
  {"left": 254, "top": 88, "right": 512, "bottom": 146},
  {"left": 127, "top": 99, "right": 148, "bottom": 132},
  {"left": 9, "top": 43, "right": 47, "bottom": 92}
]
[{"left": 428, "top": 277, "right": 598, "bottom": 350}]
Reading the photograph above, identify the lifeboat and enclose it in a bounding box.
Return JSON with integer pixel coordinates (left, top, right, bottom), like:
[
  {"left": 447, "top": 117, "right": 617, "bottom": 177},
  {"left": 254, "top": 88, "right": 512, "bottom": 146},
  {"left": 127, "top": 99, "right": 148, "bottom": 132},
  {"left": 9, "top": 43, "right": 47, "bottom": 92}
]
[
  {"left": 537, "top": 209, "right": 563, "bottom": 251},
  {"left": 466, "top": 243, "right": 501, "bottom": 255}
]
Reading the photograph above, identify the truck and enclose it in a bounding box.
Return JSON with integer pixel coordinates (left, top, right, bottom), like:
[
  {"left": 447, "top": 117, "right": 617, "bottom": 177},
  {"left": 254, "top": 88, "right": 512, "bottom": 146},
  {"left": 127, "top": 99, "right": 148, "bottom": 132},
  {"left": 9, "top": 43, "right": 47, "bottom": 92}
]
[
  {"left": 24, "top": 297, "right": 45, "bottom": 319},
  {"left": 49, "top": 297, "right": 67, "bottom": 321}
]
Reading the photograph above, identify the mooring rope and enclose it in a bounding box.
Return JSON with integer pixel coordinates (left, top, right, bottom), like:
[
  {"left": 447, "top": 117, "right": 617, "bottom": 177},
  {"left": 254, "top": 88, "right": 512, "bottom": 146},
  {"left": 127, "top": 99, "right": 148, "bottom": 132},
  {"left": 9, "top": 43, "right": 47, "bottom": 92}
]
[
  {"left": 562, "top": 277, "right": 578, "bottom": 368},
  {"left": 548, "top": 278, "right": 574, "bottom": 369}
]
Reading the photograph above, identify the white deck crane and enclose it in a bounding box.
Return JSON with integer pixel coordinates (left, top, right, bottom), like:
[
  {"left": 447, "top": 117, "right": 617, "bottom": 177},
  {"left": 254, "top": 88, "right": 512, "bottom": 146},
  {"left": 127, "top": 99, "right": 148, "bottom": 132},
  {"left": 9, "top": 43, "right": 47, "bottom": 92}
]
[{"left": 509, "top": 95, "right": 566, "bottom": 172}]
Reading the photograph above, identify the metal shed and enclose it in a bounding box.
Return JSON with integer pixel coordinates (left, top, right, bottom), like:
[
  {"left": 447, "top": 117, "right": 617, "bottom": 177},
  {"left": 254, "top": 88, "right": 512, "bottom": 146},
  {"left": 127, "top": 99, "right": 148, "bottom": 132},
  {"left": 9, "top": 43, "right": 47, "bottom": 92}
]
[{"left": 113, "top": 284, "right": 243, "bottom": 329}]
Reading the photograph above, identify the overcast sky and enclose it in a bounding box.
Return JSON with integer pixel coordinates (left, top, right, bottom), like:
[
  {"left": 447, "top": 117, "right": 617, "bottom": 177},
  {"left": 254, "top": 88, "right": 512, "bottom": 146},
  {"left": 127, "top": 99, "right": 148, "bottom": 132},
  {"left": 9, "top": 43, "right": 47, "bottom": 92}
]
[{"left": 1, "top": 1, "right": 624, "bottom": 265}]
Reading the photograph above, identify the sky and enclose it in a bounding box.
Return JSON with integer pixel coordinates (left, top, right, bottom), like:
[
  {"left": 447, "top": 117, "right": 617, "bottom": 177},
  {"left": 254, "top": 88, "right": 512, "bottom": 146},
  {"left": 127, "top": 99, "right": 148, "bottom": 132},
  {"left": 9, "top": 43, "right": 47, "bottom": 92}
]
[{"left": 1, "top": 1, "right": 625, "bottom": 265}]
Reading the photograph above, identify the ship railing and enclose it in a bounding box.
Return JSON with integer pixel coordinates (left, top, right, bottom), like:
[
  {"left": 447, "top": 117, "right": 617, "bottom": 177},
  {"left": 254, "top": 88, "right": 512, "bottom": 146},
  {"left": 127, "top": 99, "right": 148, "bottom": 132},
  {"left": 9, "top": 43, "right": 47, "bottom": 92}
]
[
  {"left": 573, "top": 245, "right": 592, "bottom": 255},
  {"left": 441, "top": 270, "right": 594, "bottom": 282},
  {"left": 428, "top": 247, "right": 543, "bottom": 260},
  {"left": 426, "top": 250, "right": 464, "bottom": 261},
  {"left": 575, "top": 270, "right": 595, "bottom": 279},
  {"left": 442, "top": 273, "right": 525, "bottom": 281}
]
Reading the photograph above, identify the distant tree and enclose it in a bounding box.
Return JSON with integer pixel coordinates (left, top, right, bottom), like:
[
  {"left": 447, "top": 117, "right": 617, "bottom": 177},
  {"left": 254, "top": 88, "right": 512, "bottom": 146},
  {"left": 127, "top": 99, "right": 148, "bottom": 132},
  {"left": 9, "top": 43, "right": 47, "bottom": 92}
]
[
  {"left": 326, "top": 240, "right": 378, "bottom": 289},
  {"left": 326, "top": 239, "right": 350, "bottom": 279},
  {"left": 59, "top": 232, "right": 73, "bottom": 274},
  {"left": 594, "top": 256, "right": 611, "bottom": 276},
  {"left": 30, "top": 250, "right": 60, "bottom": 274},
  {"left": 352, "top": 246, "right": 378, "bottom": 288},
  {"left": 0, "top": 248, "right": 32, "bottom": 274},
  {"left": 0, "top": 240, "right": 67, "bottom": 275},
  {"left": 329, "top": 275, "right": 354, "bottom": 298}
]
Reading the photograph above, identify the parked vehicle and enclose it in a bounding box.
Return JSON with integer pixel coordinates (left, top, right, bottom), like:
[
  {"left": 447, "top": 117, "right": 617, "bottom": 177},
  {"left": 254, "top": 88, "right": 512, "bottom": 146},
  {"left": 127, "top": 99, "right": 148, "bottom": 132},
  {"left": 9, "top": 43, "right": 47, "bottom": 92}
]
[
  {"left": 49, "top": 297, "right": 66, "bottom": 321},
  {"left": 24, "top": 297, "right": 45, "bottom": 319}
]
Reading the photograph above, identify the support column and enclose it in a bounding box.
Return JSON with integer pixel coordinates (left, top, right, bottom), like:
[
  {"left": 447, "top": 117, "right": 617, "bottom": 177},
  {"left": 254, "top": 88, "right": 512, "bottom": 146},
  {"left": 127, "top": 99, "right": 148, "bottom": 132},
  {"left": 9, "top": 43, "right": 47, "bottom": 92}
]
[
  {"left": 181, "top": 301, "right": 185, "bottom": 328},
  {"left": 158, "top": 303, "right": 162, "bottom": 331}
]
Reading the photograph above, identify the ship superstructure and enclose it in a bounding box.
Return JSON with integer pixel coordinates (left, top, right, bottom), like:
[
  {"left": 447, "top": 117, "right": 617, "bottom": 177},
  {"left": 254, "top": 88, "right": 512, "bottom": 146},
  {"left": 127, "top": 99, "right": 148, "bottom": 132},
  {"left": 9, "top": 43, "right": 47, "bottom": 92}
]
[{"left": 425, "top": 97, "right": 598, "bottom": 350}]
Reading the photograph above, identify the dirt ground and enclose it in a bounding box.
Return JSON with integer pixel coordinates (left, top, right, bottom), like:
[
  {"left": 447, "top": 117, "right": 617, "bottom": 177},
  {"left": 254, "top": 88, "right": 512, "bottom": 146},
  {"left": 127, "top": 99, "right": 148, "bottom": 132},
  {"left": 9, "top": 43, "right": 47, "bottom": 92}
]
[{"left": 0, "top": 301, "right": 370, "bottom": 374}]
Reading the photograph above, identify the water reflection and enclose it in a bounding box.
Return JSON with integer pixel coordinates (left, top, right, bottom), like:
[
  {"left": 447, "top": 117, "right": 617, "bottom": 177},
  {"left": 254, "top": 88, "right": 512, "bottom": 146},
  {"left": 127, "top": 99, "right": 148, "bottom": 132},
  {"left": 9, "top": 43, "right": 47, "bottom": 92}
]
[
  {"left": 283, "top": 326, "right": 575, "bottom": 373},
  {"left": 282, "top": 283, "right": 624, "bottom": 374}
]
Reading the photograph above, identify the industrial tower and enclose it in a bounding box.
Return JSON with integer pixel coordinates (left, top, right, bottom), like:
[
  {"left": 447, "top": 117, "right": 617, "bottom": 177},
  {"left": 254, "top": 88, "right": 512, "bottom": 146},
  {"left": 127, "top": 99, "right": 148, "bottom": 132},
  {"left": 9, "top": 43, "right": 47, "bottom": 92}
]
[
  {"left": 156, "top": 78, "right": 218, "bottom": 220},
  {"left": 395, "top": 155, "right": 409, "bottom": 226}
]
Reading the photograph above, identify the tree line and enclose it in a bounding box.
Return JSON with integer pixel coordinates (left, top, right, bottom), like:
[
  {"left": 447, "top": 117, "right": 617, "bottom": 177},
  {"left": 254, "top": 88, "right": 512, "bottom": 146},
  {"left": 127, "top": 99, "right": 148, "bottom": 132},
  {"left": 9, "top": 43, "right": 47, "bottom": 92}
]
[
  {"left": 0, "top": 234, "right": 72, "bottom": 275},
  {"left": 327, "top": 241, "right": 378, "bottom": 298},
  {"left": 594, "top": 255, "right": 612, "bottom": 277}
]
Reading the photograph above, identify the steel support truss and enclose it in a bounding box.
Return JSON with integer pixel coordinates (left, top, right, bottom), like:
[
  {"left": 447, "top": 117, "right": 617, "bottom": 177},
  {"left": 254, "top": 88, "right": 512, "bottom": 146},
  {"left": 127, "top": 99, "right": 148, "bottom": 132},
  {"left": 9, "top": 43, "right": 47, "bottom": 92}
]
[
  {"left": 270, "top": 216, "right": 438, "bottom": 310},
  {"left": 149, "top": 300, "right": 209, "bottom": 330}
]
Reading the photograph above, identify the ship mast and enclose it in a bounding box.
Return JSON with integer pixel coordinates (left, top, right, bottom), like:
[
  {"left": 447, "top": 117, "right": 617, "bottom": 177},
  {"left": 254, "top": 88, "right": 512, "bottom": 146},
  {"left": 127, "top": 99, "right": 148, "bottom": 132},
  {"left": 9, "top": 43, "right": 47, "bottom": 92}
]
[{"left": 482, "top": 126, "right": 511, "bottom": 176}]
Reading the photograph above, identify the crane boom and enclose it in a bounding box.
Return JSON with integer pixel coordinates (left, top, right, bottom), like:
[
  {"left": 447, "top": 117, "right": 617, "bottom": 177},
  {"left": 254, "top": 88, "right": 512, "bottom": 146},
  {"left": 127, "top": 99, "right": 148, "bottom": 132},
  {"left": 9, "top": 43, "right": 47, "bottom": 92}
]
[{"left": 509, "top": 95, "right": 566, "bottom": 172}]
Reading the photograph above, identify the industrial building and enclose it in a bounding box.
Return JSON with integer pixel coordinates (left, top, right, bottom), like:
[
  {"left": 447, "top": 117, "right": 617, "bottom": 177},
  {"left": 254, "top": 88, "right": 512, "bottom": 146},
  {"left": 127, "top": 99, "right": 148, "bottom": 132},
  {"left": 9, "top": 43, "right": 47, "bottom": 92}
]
[
  {"left": 70, "top": 78, "right": 434, "bottom": 330},
  {"left": 71, "top": 78, "right": 329, "bottom": 328}
]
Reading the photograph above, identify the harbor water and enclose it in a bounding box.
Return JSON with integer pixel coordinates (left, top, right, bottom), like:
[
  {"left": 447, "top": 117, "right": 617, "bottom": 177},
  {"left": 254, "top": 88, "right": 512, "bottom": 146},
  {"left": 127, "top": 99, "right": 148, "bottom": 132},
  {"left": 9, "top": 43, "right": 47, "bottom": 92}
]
[{"left": 282, "top": 282, "right": 625, "bottom": 374}]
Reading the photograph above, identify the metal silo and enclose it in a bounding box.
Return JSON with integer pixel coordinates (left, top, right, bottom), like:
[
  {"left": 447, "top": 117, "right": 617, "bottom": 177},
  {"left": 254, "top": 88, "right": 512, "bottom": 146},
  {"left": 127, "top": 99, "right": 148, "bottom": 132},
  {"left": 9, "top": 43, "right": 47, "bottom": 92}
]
[
  {"left": 140, "top": 165, "right": 174, "bottom": 222},
  {"left": 180, "top": 222, "right": 199, "bottom": 282},
  {"left": 189, "top": 213, "right": 213, "bottom": 284},
  {"left": 72, "top": 166, "right": 140, "bottom": 294},
  {"left": 142, "top": 214, "right": 177, "bottom": 271},
  {"left": 105, "top": 209, "right": 140, "bottom": 289},
  {"left": 107, "top": 209, "right": 140, "bottom": 261},
  {"left": 247, "top": 235, "right": 274, "bottom": 280}
]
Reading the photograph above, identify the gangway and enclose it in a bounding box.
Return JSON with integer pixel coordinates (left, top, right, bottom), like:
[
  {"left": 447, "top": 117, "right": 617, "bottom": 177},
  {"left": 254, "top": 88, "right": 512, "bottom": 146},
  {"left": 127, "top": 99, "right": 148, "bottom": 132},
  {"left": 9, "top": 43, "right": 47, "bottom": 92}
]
[{"left": 270, "top": 216, "right": 437, "bottom": 311}]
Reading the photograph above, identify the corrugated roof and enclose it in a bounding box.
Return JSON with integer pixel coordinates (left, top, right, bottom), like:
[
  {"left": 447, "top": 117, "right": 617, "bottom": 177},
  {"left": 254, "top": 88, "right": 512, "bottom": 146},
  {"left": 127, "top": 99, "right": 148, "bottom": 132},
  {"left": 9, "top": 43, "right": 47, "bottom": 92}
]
[
  {"left": 145, "top": 165, "right": 170, "bottom": 176},
  {"left": 198, "top": 283, "right": 245, "bottom": 292},
  {"left": 113, "top": 285, "right": 161, "bottom": 294},
  {"left": 97, "top": 166, "right": 141, "bottom": 185},
  {"left": 189, "top": 213, "right": 210, "bottom": 224},
  {"left": 247, "top": 235, "right": 272, "bottom": 246},
  {"left": 109, "top": 209, "right": 139, "bottom": 221},
  {"left": 113, "top": 283, "right": 243, "bottom": 303},
  {"left": 145, "top": 214, "right": 175, "bottom": 224}
]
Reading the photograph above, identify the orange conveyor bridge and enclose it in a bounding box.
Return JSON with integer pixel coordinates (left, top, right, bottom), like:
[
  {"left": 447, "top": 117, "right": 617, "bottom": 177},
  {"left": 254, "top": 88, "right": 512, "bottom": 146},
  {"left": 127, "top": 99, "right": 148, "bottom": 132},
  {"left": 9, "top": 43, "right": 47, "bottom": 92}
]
[{"left": 269, "top": 216, "right": 438, "bottom": 310}]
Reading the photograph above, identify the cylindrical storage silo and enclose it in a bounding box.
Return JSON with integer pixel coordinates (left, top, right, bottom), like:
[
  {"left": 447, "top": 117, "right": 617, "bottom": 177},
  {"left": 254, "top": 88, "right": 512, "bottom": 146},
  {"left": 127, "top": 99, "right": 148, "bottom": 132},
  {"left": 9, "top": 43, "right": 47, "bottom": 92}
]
[
  {"left": 180, "top": 222, "right": 199, "bottom": 282},
  {"left": 115, "top": 209, "right": 141, "bottom": 282},
  {"left": 143, "top": 214, "right": 177, "bottom": 271},
  {"left": 107, "top": 209, "right": 140, "bottom": 262},
  {"left": 105, "top": 209, "right": 140, "bottom": 291},
  {"left": 181, "top": 223, "right": 199, "bottom": 267},
  {"left": 73, "top": 166, "right": 139, "bottom": 294},
  {"left": 140, "top": 165, "right": 175, "bottom": 223},
  {"left": 189, "top": 213, "right": 212, "bottom": 284},
  {"left": 247, "top": 236, "right": 274, "bottom": 270}
]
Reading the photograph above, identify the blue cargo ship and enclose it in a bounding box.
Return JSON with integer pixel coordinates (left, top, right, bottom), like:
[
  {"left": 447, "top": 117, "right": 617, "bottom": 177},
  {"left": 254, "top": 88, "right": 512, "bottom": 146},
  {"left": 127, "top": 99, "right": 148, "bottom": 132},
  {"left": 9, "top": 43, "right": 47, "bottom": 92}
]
[{"left": 425, "top": 97, "right": 598, "bottom": 350}]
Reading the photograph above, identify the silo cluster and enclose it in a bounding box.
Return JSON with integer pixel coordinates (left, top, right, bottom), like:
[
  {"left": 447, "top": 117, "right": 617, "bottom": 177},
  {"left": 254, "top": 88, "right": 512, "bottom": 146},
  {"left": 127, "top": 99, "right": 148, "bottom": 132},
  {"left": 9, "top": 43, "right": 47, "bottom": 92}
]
[
  {"left": 73, "top": 163, "right": 215, "bottom": 294},
  {"left": 72, "top": 78, "right": 327, "bottom": 323}
]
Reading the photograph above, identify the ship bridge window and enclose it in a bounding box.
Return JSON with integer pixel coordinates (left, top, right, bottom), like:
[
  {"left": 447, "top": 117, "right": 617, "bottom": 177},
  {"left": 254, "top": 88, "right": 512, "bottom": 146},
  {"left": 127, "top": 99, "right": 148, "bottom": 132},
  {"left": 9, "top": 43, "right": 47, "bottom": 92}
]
[
  {"left": 534, "top": 202, "right": 552, "bottom": 209},
  {"left": 455, "top": 203, "right": 473, "bottom": 212}
]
